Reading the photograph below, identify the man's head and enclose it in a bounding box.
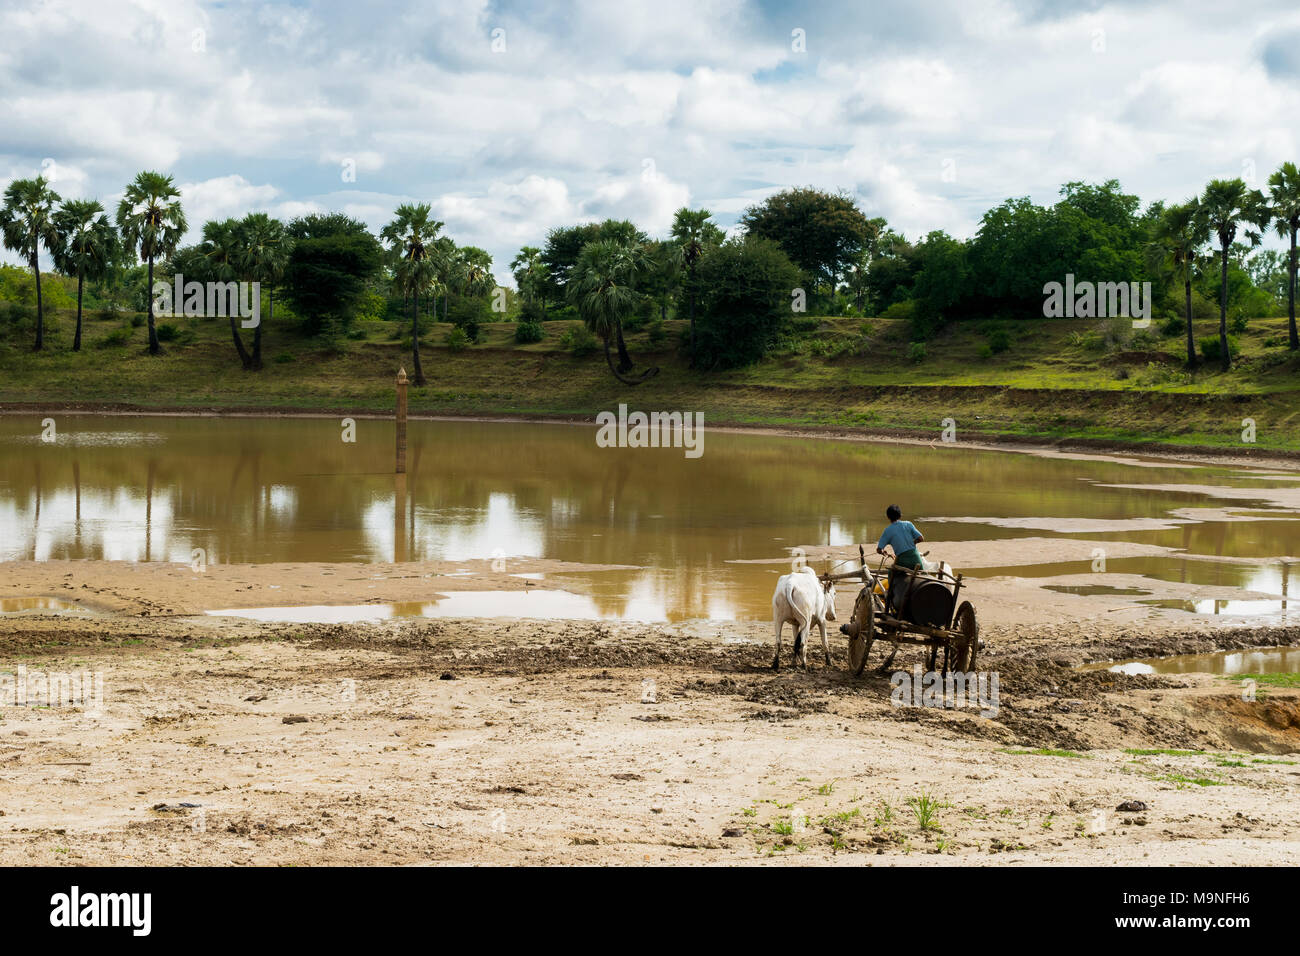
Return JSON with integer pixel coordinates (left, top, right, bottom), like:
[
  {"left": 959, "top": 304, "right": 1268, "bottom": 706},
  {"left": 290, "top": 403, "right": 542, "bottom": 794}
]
[{"left": 886, "top": 504, "right": 901, "bottom": 522}]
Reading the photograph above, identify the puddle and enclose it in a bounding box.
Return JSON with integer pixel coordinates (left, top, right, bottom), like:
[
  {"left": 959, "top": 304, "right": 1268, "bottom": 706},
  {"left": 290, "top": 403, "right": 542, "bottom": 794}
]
[
  {"left": 1043, "top": 585, "right": 1153, "bottom": 597},
  {"left": 0, "top": 596, "right": 90, "bottom": 615},
  {"left": 1139, "top": 598, "right": 1294, "bottom": 616},
  {"left": 1086, "top": 645, "right": 1300, "bottom": 676},
  {"left": 205, "top": 589, "right": 662, "bottom": 624}
]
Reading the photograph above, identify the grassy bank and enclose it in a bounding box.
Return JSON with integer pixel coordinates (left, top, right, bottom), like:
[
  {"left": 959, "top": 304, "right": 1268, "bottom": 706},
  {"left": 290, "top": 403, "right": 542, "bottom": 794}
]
[{"left": 2, "top": 305, "right": 1300, "bottom": 452}]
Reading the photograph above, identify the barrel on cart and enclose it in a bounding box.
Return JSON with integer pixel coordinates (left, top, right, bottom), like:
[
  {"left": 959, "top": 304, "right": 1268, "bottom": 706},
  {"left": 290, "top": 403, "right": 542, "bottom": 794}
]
[{"left": 821, "top": 546, "right": 979, "bottom": 677}]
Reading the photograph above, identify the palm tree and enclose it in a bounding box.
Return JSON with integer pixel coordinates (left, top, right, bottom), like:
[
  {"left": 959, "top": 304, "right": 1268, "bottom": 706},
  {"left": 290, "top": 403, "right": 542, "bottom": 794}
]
[
  {"left": 433, "top": 236, "right": 456, "bottom": 323},
  {"left": 669, "top": 208, "right": 723, "bottom": 363},
  {"left": 0, "top": 176, "right": 61, "bottom": 350},
  {"left": 201, "top": 218, "right": 253, "bottom": 369},
  {"left": 1200, "top": 178, "right": 1268, "bottom": 371},
  {"left": 116, "top": 171, "right": 186, "bottom": 355},
  {"left": 510, "top": 246, "right": 546, "bottom": 315},
  {"left": 381, "top": 204, "right": 443, "bottom": 386},
  {"left": 1146, "top": 200, "right": 1208, "bottom": 367},
  {"left": 1268, "top": 162, "right": 1300, "bottom": 351},
  {"left": 567, "top": 238, "right": 658, "bottom": 385},
  {"left": 52, "top": 199, "right": 117, "bottom": 352},
  {"left": 238, "top": 213, "right": 289, "bottom": 370},
  {"left": 456, "top": 246, "right": 495, "bottom": 297}
]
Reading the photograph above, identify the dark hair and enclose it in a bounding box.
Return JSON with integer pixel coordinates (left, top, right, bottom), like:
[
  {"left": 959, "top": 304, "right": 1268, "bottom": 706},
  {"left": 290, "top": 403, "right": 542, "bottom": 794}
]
[{"left": 886, "top": 504, "right": 901, "bottom": 521}]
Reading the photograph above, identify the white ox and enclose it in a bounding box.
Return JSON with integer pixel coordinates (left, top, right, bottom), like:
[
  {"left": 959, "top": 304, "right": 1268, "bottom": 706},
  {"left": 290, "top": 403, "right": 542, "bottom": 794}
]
[{"left": 771, "top": 567, "right": 837, "bottom": 670}]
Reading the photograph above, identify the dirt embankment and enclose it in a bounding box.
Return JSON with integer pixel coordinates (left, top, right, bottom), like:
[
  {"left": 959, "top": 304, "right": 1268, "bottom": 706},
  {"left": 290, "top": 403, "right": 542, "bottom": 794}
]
[{"left": 1, "top": 614, "right": 1297, "bottom": 866}]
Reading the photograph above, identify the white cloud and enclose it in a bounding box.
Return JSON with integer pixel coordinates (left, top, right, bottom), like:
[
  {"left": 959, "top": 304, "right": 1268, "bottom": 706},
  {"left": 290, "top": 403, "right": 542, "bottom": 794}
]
[{"left": 4, "top": 0, "right": 1300, "bottom": 278}]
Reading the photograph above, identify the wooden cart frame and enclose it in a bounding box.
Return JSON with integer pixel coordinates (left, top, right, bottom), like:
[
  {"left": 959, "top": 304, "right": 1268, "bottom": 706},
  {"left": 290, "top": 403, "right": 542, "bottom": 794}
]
[{"left": 823, "top": 546, "right": 979, "bottom": 677}]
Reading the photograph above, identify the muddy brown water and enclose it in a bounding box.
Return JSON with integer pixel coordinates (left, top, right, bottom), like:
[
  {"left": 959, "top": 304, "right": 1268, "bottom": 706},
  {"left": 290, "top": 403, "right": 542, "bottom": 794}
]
[
  {"left": 3, "top": 414, "right": 1300, "bottom": 622},
  {"left": 1088, "top": 645, "right": 1300, "bottom": 675}
]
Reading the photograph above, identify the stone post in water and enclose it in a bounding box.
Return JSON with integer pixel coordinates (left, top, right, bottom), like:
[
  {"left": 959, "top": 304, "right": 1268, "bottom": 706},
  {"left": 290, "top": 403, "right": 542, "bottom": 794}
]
[{"left": 395, "top": 367, "right": 408, "bottom": 474}]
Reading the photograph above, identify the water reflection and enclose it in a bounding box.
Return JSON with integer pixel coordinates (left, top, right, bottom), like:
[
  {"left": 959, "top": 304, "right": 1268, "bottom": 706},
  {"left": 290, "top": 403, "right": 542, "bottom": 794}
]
[
  {"left": 4, "top": 416, "right": 1300, "bottom": 621},
  {"left": 1096, "top": 646, "right": 1300, "bottom": 675},
  {"left": 206, "top": 590, "right": 634, "bottom": 623}
]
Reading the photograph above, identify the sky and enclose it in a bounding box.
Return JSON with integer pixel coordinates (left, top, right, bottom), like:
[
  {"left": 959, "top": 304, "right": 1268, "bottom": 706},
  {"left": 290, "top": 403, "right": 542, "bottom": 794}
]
[{"left": 3, "top": 0, "right": 1300, "bottom": 282}]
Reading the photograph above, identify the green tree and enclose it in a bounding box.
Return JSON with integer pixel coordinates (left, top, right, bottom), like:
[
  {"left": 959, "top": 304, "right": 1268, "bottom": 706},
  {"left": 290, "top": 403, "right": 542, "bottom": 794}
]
[
  {"left": 1200, "top": 178, "right": 1269, "bottom": 371},
  {"left": 1268, "top": 162, "right": 1300, "bottom": 350},
  {"left": 909, "top": 231, "right": 970, "bottom": 339},
  {"left": 116, "top": 171, "right": 186, "bottom": 355},
  {"left": 1146, "top": 200, "right": 1209, "bottom": 366},
  {"left": 200, "top": 218, "right": 254, "bottom": 369},
  {"left": 282, "top": 213, "right": 383, "bottom": 341},
  {"left": 455, "top": 246, "right": 495, "bottom": 297},
  {"left": 237, "top": 213, "right": 290, "bottom": 370},
  {"left": 0, "top": 176, "right": 61, "bottom": 350},
  {"left": 52, "top": 198, "right": 116, "bottom": 352},
  {"left": 566, "top": 238, "right": 657, "bottom": 385},
  {"left": 380, "top": 204, "right": 443, "bottom": 386},
  {"left": 542, "top": 220, "right": 647, "bottom": 305},
  {"left": 669, "top": 207, "right": 724, "bottom": 362},
  {"left": 693, "top": 238, "right": 801, "bottom": 369},
  {"left": 542, "top": 223, "right": 601, "bottom": 303},
  {"left": 510, "top": 245, "right": 547, "bottom": 316},
  {"left": 739, "top": 187, "right": 872, "bottom": 295}
]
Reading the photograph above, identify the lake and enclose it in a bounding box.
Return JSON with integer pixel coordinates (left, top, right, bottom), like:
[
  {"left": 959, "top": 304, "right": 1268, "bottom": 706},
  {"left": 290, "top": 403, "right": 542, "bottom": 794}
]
[{"left": 2, "top": 414, "right": 1298, "bottom": 622}]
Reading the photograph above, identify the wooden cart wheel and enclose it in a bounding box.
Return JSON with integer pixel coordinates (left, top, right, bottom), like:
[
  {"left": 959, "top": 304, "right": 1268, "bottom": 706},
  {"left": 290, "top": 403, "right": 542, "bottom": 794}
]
[
  {"left": 846, "top": 590, "right": 876, "bottom": 677},
  {"left": 949, "top": 601, "right": 978, "bottom": 671}
]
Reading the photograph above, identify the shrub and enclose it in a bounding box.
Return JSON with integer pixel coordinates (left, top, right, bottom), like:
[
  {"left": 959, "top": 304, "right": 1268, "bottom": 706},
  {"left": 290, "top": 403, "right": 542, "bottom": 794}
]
[
  {"left": 519, "top": 299, "right": 545, "bottom": 324},
  {"left": 1160, "top": 314, "right": 1185, "bottom": 338},
  {"left": 95, "top": 328, "right": 132, "bottom": 349},
  {"left": 130, "top": 314, "right": 145, "bottom": 328},
  {"left": 1229, "top": 314, "right": 1249, "bottom": 334},
  {"left": 273, "top": 352, "right": 294, "bottom": 364},
  {"left": 560, "top": 325, "right": 598, "bottom": 356},
  {"left": 646, "top": 317, "right": 666, "bottom": 347},
  {"left": 445, "top": 327, "right": 469, "bottom": 352},
  {"left": 908, "top": 341, "right": 927, "bottom": 363},
  {"left": 446, "top": 293, "right": 489, "bottom": 342},
  {"left": 1130, "top": 329, "right": 1157, "bottom": 350},
  {"left": 791, "top": 316, "right": 821, "bottom": 333},
  {"left": 514, "top": 320, "right": 544, "bottom": 344},
  {"left": 1263, "top": 334, "right": 1287, "bottom": 348},
  {"left": 978, "top": 343, "right": 994, "bottom": 359},
  {"left": 859, "top": 320, "right": 874, "bottom": 337},
  {"left": 880, "top": 300, "right": 915, "bottom": 321},
  {"left": 156, "top": 322, "right": 180, "bottom": 342},
  {"left": 987, "top": 328, "right": 1011, "bottom": 354},
  {"left": 622, "top": 296, "right": 654, "bottom": 331},
  {"left": 1199, "top": 335, "right": 1239, "bottom": 362}
]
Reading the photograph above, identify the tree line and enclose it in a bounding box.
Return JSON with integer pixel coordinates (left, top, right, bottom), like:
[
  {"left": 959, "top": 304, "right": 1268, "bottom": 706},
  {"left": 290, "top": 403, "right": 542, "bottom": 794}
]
[{"left": 4, "top": 164, "right": 1299, "bottom": 384}]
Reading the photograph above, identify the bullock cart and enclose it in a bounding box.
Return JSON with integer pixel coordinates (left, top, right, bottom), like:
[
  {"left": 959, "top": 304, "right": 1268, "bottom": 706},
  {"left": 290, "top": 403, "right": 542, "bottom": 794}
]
[{"left": 822, "top": 546, "right": 979, "bottom": 676}]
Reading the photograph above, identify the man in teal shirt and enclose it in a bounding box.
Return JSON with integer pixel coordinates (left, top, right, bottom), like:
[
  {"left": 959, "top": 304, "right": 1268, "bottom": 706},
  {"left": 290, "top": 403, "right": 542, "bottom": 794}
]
[{"left": 876, "top": 504, "right": 924, "bottom": 570}]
